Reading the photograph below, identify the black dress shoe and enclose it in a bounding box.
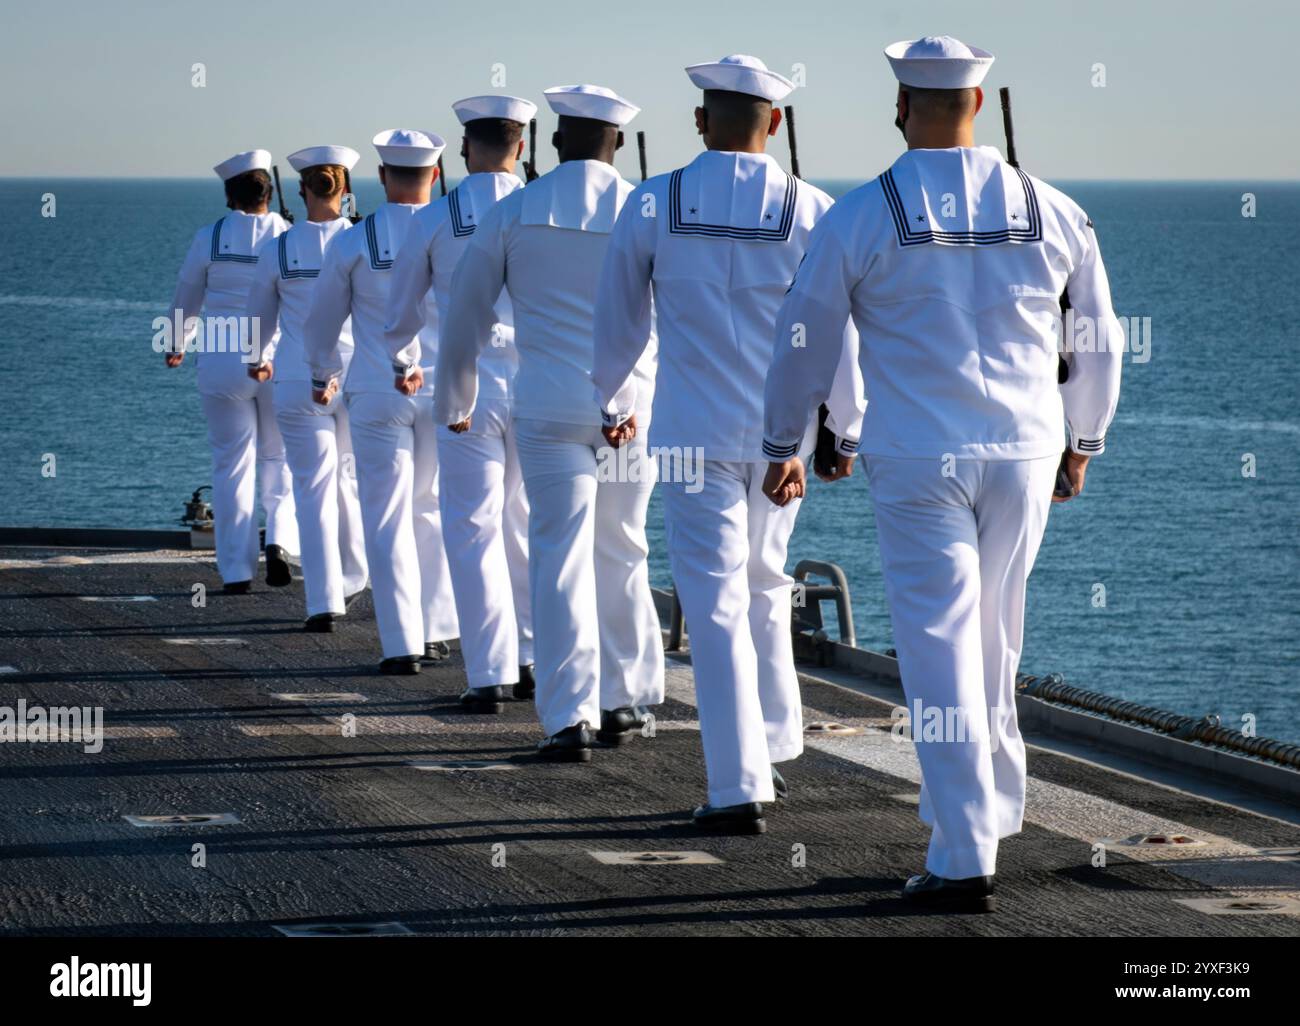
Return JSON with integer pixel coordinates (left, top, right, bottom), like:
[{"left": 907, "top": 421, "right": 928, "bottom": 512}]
[
  {"left": 772, "top": 766, "right": 789, "bottom": 799},
  {"left": 537, "top": 723, "right": 592, "bottom": 763},
  {"left": 379, "top": 655, "right": 422, "bottom": 676},
  {"left": 460, "top": 685, "right": 504, "bottom": 714},
  {"left": 304, "top": 613, "right": 337, "bottom": 633},
  {"left": 421, "top": 640, "right": 451, "bottom": 664},
  {"left": 692, "top": 802, "right": 766, "bottom": 835},
  {"left": 265, "top": 545, "right": 292, "bottom": 587},
  {"left": 596, "top": 706, "right": 647, "bottom": 746},
  {"left": 902, "top": 872, "right": 996, "bottom": 913},
  {"left": 223, "top": 580, "right": 252, "bottom": 594},
  {"left": 513, "top": 664, "right": 535, "bottom": 701}
]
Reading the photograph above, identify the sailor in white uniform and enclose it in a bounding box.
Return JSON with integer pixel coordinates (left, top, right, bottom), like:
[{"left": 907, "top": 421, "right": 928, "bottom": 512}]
[
  {"left": 384, "top": 95, "right": 536, "bottom": 714},
  {"left": 166, "top": 149, "right": 299, "bottom": 593},
  {"left": 246, "top": 145, "right": 369, "bottom": 632},
  {"left": 593, "top": 57, "right": 864, "bottom": 825},
  {"left": 304, "top": 130, "right": 459, "bottom": 674},
  {"left": 762, "top": 36, "right": 1124, "bottom": 910},
  {"left": 438, "top": 84, "right": 664, "bottom": 761}
]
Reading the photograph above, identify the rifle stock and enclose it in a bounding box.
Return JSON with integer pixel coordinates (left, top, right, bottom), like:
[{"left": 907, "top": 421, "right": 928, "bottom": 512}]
[{"left": 343, "top": 168, "right": 362, "bottom": 224}]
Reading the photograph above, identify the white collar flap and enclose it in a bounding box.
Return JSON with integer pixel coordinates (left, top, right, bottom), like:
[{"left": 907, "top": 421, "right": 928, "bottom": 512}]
[{"left": 520, "top": 160, "right": 630, "bottom": 233}]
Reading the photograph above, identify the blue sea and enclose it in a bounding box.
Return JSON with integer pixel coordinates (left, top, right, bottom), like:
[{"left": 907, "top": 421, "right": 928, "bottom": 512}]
[{"left": 1, "top": 178, "right": 1297, "bottom": 742}]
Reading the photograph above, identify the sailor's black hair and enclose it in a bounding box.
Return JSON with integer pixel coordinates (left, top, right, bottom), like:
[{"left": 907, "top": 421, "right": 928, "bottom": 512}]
[
  {"left": 224, "top": 169, "right": 272, "bottom": 211},
  {"left": 464, "top": 117, "right": 524, "bottom": 155},
  {"left": 898, "top": 84, "right": 979, "bottom": 117}
]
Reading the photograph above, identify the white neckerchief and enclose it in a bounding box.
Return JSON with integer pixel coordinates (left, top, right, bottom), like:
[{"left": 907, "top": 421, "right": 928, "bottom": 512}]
[
  {"left": 520, "top": 160, "right": 627, "bottom": 233},
  {"left": 881, "top": 145, "right": 1039, "bottom": 247}
]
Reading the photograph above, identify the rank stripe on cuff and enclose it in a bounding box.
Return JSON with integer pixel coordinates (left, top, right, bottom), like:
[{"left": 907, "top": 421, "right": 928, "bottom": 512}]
[
  {"left": 311, "top": 378, "right": 332, "bottom": 390},
  {"left": 1073, "top": 436, "right": 1105, "bottom": 453},
  {"left": 763, "top": 439, "right": 800, "bottom": 460},
  {"left": 391, "top": 362, "right": 413, "bottom": 375},
  {"left": 600, "top": 409, "right": 629, "bottom": 427},
  {"left": 836, "top": 437, "right": 859, "bottom": 456}
]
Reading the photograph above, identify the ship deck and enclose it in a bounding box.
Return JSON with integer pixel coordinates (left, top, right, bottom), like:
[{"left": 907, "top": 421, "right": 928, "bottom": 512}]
[{"left": 1, "top": 544, "right": 1299, "bottom": 938}]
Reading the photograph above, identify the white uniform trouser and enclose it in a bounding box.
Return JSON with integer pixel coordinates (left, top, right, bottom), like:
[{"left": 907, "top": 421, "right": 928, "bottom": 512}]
[
  {"left": 273, "top": 380, "right": 369, "bottom": 617},
  {"left": 865, "top": 454, "right": 1056, "bottom": 880},
  {"left": 437, "top": 396, "right": 533, "bottom": 687},
  {"left": 345, "top": 392, "right": 458, "bottom": 660},
  {"left": 199, "top": 379, "right": 298, "bottom": 585},
  {"left": 660, "top": 458, "right": 802, "bottom": 808},
  {"left": 514, "top": 419, "right": 664, "bottom": 737}
]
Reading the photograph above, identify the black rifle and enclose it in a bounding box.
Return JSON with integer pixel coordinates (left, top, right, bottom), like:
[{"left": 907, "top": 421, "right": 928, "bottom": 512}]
[
  {"left": 271, "top": 164, "right": 294, "bottom": 224},
  {"left": 783, "top": 104, "right": 801, "bottom": 180},
  {"left": 437, "top": 154, "right": 447, "bottom": 198},
  {"left": 999, "top": 87, "right": 1076, "bottom": 498},
  {"left": 525, "top": 118, "right": 539, "bottom": 181},
  {"left": 636, "top": 130, "right": 648, "bottom": 182},
  {"left": 784, "top": 102, "right": 839, "bottom": 476},
  {"left": 343, "top": 168, "right": 362, "bottom": 224}
]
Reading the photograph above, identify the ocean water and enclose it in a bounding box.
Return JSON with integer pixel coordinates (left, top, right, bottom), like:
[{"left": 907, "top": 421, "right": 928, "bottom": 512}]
[{"left": 1, "top": 177, "right": 1297, "bottom": 742}]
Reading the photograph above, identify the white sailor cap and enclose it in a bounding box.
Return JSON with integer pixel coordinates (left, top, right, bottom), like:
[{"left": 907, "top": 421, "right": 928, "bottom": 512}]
[
  {"left": 684, "top": 54, "right": 794, "bottom": 103},
  {"left": 884, "top": 36, "right": 995, "bottom": 90},
  {"left": 543, "top": 85, "right": 640, "bottom": 126},
  {"left": 453, "top": 95, "right": 538, "bottom": 126},
  {"left": 371, "top": 129, "right": 446, "bottom": 168},
  {"left": 286, "top": 145, "right": 361, "bottom": 172},
  {"left": 212, "top": 149, "right": 272, "bottom": 181}
]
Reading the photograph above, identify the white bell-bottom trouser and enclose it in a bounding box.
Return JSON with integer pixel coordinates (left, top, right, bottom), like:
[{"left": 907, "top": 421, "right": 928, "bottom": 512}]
[
  {"left": 199, "top": 377, "right": 298, "bottom": 585},
  {"left": 437, "top": 396, "right": 533, "bottom": 687},
  {"left": 659, "top": 458, "right": 804, "bottom": 809},
  {"left": 345, "top": 391, "right": 458, "bottom": 660},
  {"left": 273, "top": 380, "right": 368, "bottom": 617},
  {"left": 865, "top": 453, "right": 1056, "bottom": 880},
  {"left": 513, "top": 419, "right": 664, "bottom": 737}
]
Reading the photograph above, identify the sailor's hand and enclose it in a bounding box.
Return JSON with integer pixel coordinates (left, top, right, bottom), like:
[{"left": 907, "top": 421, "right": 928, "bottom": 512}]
[
  {"left": 763, "top": 458, "right": 806, "bottom": 507},
  {"left": 448, "top": 417, "right": 472, "bottom": 434},
  {"left": 248, "top": 361, "right": 273, "bottom": 382},
  {"left": 395, "top": 368, "right": 423, "bottom": 396},
  {"left": 1053, "top": 452, "right": 1090, "bottom": 503},
  {"left": 816, "top": 454, "right": 855, "bottom": 482},
  {"left": 164, "top": 351, "right": 184, "bottom": 368},
  {"left": 312, "top": 379, "right": 339, "bottom": 406},
  {"left": 601, "top": 414, "right": 636, "bottom": 448}
]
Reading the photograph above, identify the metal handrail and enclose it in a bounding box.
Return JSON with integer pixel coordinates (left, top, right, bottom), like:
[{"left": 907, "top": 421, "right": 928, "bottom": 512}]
[{"left": 665, "top": 559, "right": 857, "bottom": 651}]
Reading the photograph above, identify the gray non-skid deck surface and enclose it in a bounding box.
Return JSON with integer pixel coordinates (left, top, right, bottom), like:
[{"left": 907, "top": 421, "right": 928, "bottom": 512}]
[{"left": 1, "top": 546, "right": 1298, "bottom": 937}]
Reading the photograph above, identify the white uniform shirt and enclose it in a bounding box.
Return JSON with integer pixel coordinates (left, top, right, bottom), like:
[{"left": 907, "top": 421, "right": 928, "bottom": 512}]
[
  {"left": 764, "top": 145, "right": 1123, "bottom": 460},
  {"left": 169, "top": 210, "right": 288, "bottom": 391},
  {"left": 246, "top": 217, "right": 354, "bottom": 383},
  {"left": 592, "top": 150, "right": 862, "bottom": 463},
  {"left": 436, "top": 159, "right": 657, "bottom": 427},
  {"left": 304, "top": 202, "right": 433, "bottom": 395},
  {"left": 384, "top": 172, "right": 522, "bottom": 405}
]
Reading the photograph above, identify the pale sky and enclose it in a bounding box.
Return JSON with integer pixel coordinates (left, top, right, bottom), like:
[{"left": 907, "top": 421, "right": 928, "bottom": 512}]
[{"left": 1, "top": 0, "right": 1296, "bottom": 180}]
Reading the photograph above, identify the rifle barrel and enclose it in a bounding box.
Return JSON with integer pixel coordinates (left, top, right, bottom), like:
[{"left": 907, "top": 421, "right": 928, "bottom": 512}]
[
  {"left": 636, "top": 131, "right": 648, "bottom": 183},
  {"left": 437, "top": 155, "right": 447, "bottom": 197},
  {"left": 271, "top": 164, "right": 294, "bottom": 223},
  {"left": 784, "top": 105, "right": 801, "bottom": 179},
  {"left": 527, "top": 118, "right": 538, "bottom": 181},
  {"left": 998, "top": 87, "right": 1019, "bottom": 169}
]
